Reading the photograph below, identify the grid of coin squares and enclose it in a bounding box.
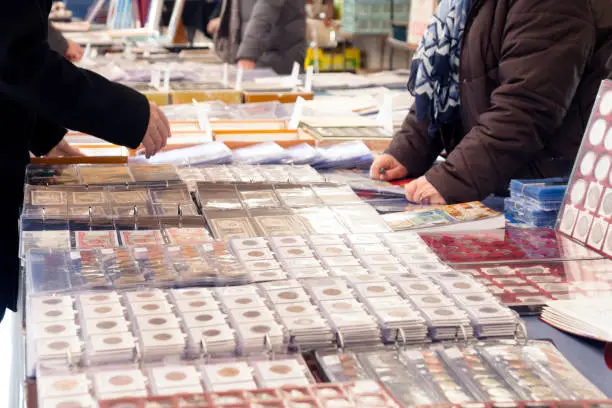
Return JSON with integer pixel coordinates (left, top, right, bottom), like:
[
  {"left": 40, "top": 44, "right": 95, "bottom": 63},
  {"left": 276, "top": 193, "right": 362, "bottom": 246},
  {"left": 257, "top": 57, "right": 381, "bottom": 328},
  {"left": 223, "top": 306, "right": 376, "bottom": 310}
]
[
  {"left": 558, "top": 81, "right": 612, "bottom": 255},
  {"left": 231, "top": 232, "right": 451, "bottom": 282},
  {"left": 26, "top": 243, "right": 248, "bottom": 295},
  {"left": 455, "top": 259, "right": 612, "bottom": 307},
  {"left": 36, "top": 356, "right": 314, "bottom": 406},
  {"left": 183, "top": 164, "right": 325, "bottom": 185},
  {"left": 28, "top": 275, "right": 518, "bottom": 376},
  {"left": 419, "top": 228, "right": 600, "bottom": 264},
  {"left": 95, "top": 380, "right": 399, "bottom": 408}
]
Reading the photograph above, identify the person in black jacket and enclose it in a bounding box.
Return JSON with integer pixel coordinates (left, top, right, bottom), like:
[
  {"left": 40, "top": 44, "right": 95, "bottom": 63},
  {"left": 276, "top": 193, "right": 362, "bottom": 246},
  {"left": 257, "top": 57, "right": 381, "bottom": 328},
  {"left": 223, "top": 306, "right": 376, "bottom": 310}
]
[{"left": 0, "top": 0, "right": 170, "bottom": 321}]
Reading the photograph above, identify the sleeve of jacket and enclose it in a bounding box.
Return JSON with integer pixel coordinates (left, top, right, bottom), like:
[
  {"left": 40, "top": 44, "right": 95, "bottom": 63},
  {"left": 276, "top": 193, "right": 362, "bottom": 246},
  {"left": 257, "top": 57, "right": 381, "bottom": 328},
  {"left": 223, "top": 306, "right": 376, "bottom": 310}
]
[
  {"left": 29, "top": 115, "right": 68, "bottom": 157},
  {"left": 0, "top": 1, "right": 150, "bottom": 151},
  {"left": 425, "top": 0, "right": 596, "bottom": 203},
  {"left": 386, "top": 107, "right": 444, "bottom": 178},
  {"left": 236, "top": 0, "right": 285, "bottom": 61},
  {"left": 47, "top": 24, "right": 68, "bottom": 56}
]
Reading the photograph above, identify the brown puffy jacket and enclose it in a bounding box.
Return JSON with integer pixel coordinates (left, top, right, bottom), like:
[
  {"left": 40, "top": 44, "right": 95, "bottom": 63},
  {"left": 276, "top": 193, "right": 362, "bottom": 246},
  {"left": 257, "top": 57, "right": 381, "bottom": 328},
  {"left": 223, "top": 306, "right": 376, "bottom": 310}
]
[{"left": 387, "top": 0, "right": 612, "bottom": 203}]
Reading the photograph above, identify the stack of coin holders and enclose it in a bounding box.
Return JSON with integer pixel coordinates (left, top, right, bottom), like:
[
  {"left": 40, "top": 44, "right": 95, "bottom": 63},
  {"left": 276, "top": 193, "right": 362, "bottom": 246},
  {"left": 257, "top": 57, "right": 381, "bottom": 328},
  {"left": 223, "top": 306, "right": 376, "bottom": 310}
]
[
  {"left": 26, "top": 242, "right": 249, "bottom": 295},
  {"left": 199, "top": 183, "right": 391, "bottom": 240},
  {"left": 316, "top": 341, "right": 607, "bottom": 406},
  {"left": 96, "top": 380, "right": 400, "bottom": 408},
  {"left": 36, "top": 356, "right": 314, "bottom": 407}
]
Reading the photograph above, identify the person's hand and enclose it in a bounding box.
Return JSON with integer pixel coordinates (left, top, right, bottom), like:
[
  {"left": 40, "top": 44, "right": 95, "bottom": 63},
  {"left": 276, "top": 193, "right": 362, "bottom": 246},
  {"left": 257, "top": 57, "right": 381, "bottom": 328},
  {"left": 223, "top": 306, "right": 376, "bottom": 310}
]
[
  {"left": 141, "top": 102, "right": 171, "bottom": 158},
  {"left": 46, "top": 139, "right": 85, "bottom": 157},
  {"left": 370, "top": 154, "right": 408, "bottom": 181},
  {"left": 237, "top": 59, "right": 256, "bottom": 70},
  {"left": 404, "top": 176, "right": 446, "bottom": 205},
  {"left": 207, "top": 17, "right": 221, "bottom": 35},
  {"left": 65, "top": 40, "right": 84, "bottom": 62}
]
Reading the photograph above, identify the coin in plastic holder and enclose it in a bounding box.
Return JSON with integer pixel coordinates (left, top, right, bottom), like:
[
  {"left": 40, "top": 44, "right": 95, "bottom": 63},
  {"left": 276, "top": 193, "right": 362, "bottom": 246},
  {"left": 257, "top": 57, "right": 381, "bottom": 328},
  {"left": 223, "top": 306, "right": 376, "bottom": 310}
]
[
  {"left": 320, "top": 299, "right": 364, "bottom": 314},
  {"left": 222, "top": 294, "right": 268, "bottom": 310},
  {"left": 598, "top": 188, "right": 612, "bottom": 217},
  {"left": 310, "top": 285, "right": 354, "bottom": 302},
  {"left": 202, "top": 361, "right": 253, "bottom": 385},
  {"left": 229, "top": 307, "right": 277, "bottom": 325},
  {"left": 354, "top": 282, "right": 397, "bottom": 298},
  {"left": 42, "top": 394, "right": 97, "bottom": 408},
  {"left": 366, "top": 264, "right": 411, "bottom": 275},
  {"left": 559, "top": 205, "right": 579, "bottom": 235},
  {"left": 585, "top": 182, "right": 604, "bottom": 212},
  {"left": 274, "top": 302, "right": 321, "bottom": 318},
  {"left": 253, "top": 359, "right": 308, "bottom": 382},
  {"left": 313, "top": 245, "right": 353, "bottom": 258},
  {"left": 322, "top": 256, "right": 361, "bottom": 268},
  {"left": 149, "top": 365, "right": 202, "bottom": 393},
  {"left": 38, "top": 373, "right": 90, "bottom": 399},
  {"left": 36, "top": 336, "right": 83, "bottom": 362},
  {"left": 572, "top": 211, "right": 593, "bottom": 242},
  {"left": 33, "top": 319, "right": 80, "bottom": 339},
  {"left": 410, "top": 294, "right": 455, "bottom": 308},
  {"left": 93, "top": 369, "right": 148, "bottom": 400},
  {"left": 275, "top": 246, "right": 314, "bottom": 260},
  {"left": 600, "top": 90, "right": 612, "bottom": 115},
  {"left": 580, "top": 151, "right": 597, "bottom": 176},
  {"left": 242, "top": 259, "right": 282, "bottom": 272},
  {"left": 129, "top": 300, "right": 174, "bottom": 316},
  {"left": 269, "top": 236, "right": 308, "bottom": 248},
  {"left": 134, "top": 313, "right": 181, "bottom": 332},
  {"left": 587, "top": 217, "right": 608, "bottom": 249},
  {"left": 82, "top": 316, "right": 129, "bottom": 337},
  {"left": 230, "top": 237, "right": 269, "bottom": 252},
  {"left": 327, "top": 266, "right": 369, "bottom": 277}
]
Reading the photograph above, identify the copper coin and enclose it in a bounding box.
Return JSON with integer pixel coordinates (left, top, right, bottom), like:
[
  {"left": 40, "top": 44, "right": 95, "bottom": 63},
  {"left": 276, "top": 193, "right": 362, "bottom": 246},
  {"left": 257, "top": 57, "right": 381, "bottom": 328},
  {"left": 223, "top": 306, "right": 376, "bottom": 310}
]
[
  {"left": 203, "top": 329, "right": 221, "bottom": 337},
  {"left": 251, "top": 325, "right": 271, "bottom": 334},
  {"left": 96, "top": 321, "right": 117, "bottom": 330},
  {"left": 288, "top": 249, "right": 305, "bottom": 255},
  {"left": 183, "top": 290, "right": 201, "bottom": 297},
  {"left": 422, "top": 296, "right": 442, "bottom": 304},
  {"left": 90, "top": 295, "right": 109, "bottom": 302},
  {"left": 109, "top": 375, "right": 134, "bottom": 386},
  {"left": 48, "top": 341, "right": 70, "bottom": 350},
  {"left": 235, "top": 298, "right": 253, "bottom": 305},
  {"left": 189, "top": 300, "right": 208, "bottom": 308},
  {"left": 243, "top": 240, "right": 258, "bottom": 246},
  {"left": 286, "top": 305, "right": 305, "bottom": 313},
  {"left": 94, "top": 306, "right": 112, "bottom": 314},
  {"left": 103, "top": 336, "right": 123, "bottom": 345},
  {"left": 44, "top": 310, "right": 63, "bottom": 317},
  {"left": 247, "top": 251, "right": 265, "bottom": 257},
  {"left": 323, "top": 288, "right": 342, "bottom": 296},
  {"left": 218, "top": 367, "right": 240, "bottom": 377},
  {"left": 278, "top": 291, "right": 299, "bottom": 300},
  {"left": 165, "top": 371, "right": 187, "bottom": 382},
  {"left": 148, "top": 317, "right": 167, "bottom": 326},
  {"left": 153, "top": 333, "right": 172, "bottom": 341},
  {"left": 243, "top": 310, "right": 261, "bottom": 318},
  {"left": 43, "top": 298, "right": 63, "bottom": 305},
  {"left": 269, "top": 364, "right": 293, "bottom": 375},
  {"left": 52, "top": 379, "right": 79, "bottom": 392},
  {"left": 367, "top": 285, "right": 386, "bottom": 293},
  {"left": 142, "top": 304, "right": 160, "bottom": 311},
  {"left": 453, "top": 282, "right": 472, "bottom": 289},
  {"left": 45, "top": 324, "right": 66, "bottom": 334},
  {"left": 389, "top": 311, "right": 409, "bottom": 318},
  {"left": 295, "top": 318, "right": 314, "bottom": 326}
]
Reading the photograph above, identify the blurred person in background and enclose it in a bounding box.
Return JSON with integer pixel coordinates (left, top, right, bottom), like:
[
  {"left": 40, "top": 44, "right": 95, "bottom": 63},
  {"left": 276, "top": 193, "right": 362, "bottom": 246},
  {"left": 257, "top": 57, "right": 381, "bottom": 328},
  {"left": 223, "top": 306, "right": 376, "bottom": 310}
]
[
  {"left": 371, "top": 0, "right": 612, "bottom": 205},
  {"left": 207, "top": 0, "right": 307, "bottom": 75},
  {"left": 0, "top": 1, "right": 171, "bottom": 321}
]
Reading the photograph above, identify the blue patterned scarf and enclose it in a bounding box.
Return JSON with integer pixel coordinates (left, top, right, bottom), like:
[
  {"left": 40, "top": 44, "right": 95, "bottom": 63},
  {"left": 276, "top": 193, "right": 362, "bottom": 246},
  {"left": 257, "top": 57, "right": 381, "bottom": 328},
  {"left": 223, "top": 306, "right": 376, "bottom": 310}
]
[{"left": 407, "top": 0, "right": 471, "bottom": 136}]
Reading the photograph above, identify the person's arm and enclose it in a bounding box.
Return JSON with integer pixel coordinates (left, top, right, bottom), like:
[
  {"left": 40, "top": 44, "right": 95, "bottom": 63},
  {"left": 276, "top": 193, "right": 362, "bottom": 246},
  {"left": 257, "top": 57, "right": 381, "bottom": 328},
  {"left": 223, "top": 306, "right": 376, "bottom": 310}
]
[
  {"left": 425, "top": 0, "right": 596, "bottom": 203},
  {"left": 236, "top": 0, "right": 285, "bottom": 63},
  {"left": 386, "top": 107, "right": 444, "bottom": 177},
  {"left": 47, "top": 24, "right": 68, "bottom": 56},
  {"left": 0, "top": 1, "right": 149, "bottom": 154}
]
